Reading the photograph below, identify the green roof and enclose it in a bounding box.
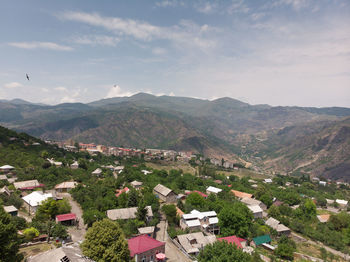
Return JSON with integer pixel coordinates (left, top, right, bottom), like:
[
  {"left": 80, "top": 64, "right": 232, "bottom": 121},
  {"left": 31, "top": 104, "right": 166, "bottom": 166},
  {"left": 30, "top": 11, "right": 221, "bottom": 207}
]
[{"left": 253, "top": 235, "right": 271, "bottom": 246}]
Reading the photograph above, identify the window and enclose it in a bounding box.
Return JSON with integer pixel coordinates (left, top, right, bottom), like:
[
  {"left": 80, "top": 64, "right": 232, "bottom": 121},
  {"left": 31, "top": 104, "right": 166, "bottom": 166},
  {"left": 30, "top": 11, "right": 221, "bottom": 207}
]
[{"left": 141, "top": 256, "right": 146, "bottom": 262}]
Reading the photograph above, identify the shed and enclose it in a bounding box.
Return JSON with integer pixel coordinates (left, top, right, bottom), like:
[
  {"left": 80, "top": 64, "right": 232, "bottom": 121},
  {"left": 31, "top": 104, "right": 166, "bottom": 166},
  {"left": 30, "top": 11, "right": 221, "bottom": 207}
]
[
  {"left": 56, "top": 213, "right": 77, "bottom": 225},
  {"left": 153, "top": 184, "right": 177, "bottom": 203},
  {"left": 4, "top": 205, "right": 18, "bottom": 216},
  {"left": 252, "top": 235, "right": 271, "bottom": 247}
]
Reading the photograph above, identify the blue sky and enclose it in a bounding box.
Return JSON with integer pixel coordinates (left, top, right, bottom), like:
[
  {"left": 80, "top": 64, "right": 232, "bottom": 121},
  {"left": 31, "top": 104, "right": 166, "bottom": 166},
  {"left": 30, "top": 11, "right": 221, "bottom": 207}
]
[{"left": 0, "top": 0, "right": 349, "bottom": 107}]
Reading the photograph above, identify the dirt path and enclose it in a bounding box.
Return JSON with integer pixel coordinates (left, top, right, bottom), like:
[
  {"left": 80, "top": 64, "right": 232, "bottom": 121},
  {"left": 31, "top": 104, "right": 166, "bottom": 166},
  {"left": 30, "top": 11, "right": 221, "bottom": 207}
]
[
  {"left": 156, "top": 220, "right": 192, "bottom": 262},
  {"left": 58, "top": 193, "right": 86, "bottom": 243}
]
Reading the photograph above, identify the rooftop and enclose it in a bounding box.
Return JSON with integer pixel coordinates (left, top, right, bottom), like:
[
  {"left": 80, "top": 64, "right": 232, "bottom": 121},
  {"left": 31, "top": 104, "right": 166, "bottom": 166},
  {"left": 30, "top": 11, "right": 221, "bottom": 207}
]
[
  {"left": 107, "top": 206, "right": 153, "bottom": 220},
  {"left": 206, "top": 186, "right": 222, "bottom": 194},
  {"left": 253, "top": 235, "right": 271, "bottom": 246},
  {"left": 217, "top": 235, "right": 246, "bottom": 249},
  {"left": 128, "top": 235, "right": 165, "bottom": 257},
  {"left": 4, "top": 205, "right": 18, "bottom": 213},
  {"left": 231, "top": 190, "right": 253, "bottom": 199},
  {"left": 153, "top": 184, "right": 173, "bottom": 196},
  {"left": 56, "top": 213, "right": 77, "bottom": 222}
]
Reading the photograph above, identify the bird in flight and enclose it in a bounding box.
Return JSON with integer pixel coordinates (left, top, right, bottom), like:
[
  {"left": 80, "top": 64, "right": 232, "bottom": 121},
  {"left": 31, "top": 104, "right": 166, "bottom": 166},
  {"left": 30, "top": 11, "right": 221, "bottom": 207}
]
[{"left": 26, "top": 74, "right": 30, "bottom": 81}]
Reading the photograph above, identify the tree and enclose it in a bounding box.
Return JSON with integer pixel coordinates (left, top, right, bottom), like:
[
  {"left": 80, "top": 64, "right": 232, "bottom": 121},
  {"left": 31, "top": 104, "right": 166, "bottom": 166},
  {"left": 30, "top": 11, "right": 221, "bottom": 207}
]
[
  {"left": 136, "top": 201, "right": 148, "bottom": 222},
  {"left": 127, "top": 189, "right": 139, "bottom": 207},
  {"left": 81, "top": 219, "right": 130, "bottom": 262},
  {"left": 161, "top": 204, "right": 178, "bottom": 225},
  {"left": 218, "top": 202, "right": 253, "bottom": 238},
  {"left": 300, "top": 199, "right": 316, "bottom": 220},
  {"left": 23, "top": 227, "right": 40, "bottom": 241},
  {"left": 275, "top": 235, "right": 296, "bottom": 260},
  {"left": 51, "top": 223, "right": 68, "bottom": 239},
  {"left": 186, "top": 192, "right": 205, "bottom": 210},
  {"left": 259, "top": 194, "right": 273, "bottom": 208},
  {"left": 198, "top": 241, "right": 253, "bottom": 262},
  {"left": 0, "top": 207, "right": 22, "bottom": 261},
  {"left": 82, "top": 209, "right": 106, "bottom": 227}
]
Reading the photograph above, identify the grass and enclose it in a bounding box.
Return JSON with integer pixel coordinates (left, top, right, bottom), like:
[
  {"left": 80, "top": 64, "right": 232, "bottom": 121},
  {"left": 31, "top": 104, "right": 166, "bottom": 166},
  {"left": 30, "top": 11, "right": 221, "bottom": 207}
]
[
  {"left": 296, "top": 242, "right": 347, "bottom": 262},
  {"left": 146, "top": 161, "right": 197, "bottom": 175},
  {"left": 217, "top": 169, "right": 269, "bottom": 180},
  {"left": 20, "top": 242, "right": 53, "bottom": 261}
]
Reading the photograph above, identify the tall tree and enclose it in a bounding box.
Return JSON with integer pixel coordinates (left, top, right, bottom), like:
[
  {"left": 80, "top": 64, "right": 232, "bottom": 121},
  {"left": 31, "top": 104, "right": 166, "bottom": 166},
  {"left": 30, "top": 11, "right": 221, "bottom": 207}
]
[
  {"left": 81, "top": 219, "right": 130, "bottom": 262},
  {"left": 0, "top": 207, "right": 23, "bottom": 261}
]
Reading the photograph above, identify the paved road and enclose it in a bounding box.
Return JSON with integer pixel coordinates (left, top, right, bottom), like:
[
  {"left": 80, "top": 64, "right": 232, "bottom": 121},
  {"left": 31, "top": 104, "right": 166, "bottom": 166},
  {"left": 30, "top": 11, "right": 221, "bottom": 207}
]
[
  {"left": 59, "top": 193, "right": 86, "bottom": 243},
  {"left": 156, "top": 221, "right": 192, "bottom": 262}
]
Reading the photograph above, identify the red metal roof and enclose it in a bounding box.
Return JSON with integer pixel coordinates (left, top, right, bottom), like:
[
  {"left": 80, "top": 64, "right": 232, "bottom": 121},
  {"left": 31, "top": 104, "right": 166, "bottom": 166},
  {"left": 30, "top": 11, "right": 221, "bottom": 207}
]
[
  {"left": 185, "top": 190, "right": 208, "bottom": 198},
  {"left": 56, "top": 213, "right": 77, "bottom": 222},
  {"left": 115, "top": 187, "right": 130, "bottom": 197},
  {"left": 128, "top": 235, "right": 165, "bottom": 257},
  {"left": 20, "top": 184, "right": 45, "bottom": 190},
  {"left": 217, "top": 235, "right": 246, "bottom": 249}
]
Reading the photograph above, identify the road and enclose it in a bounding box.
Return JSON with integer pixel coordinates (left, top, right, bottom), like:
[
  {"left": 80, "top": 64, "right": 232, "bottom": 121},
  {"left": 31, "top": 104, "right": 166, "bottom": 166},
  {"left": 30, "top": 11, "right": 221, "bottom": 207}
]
[
  {"left": 58, "top": 193, "right": 86, "bottom": 243},
  {"left": 156, "top": 220, "right": 192, "bottom": 262}
]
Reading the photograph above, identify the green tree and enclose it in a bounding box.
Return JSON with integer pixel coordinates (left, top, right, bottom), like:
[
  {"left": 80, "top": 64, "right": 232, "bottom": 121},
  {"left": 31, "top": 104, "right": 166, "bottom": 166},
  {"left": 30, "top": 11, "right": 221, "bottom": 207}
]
[
  {"left": 35, "top": 198, "right": 58, "bottom": 220},
  {"left": 0, "top": 207, "right": 22, "bottom": 261},
  {"left": 218, "top": 202, "right": 253, "bottom": 238},
  {"left": 259, "top": 194, "right": 273, "bottom": 208},
  {"left": 23, "top": 227, "right": 40, "bottom": 241},
  {"left": 186, "top": 192, "right": 206, "bottom": 210},
  {"left": 275, "top": 235, "right": 296, "bottom": 260},
  {"left": 127, "top": 189, "right": 139, "bottom": 207},
  {"left": 51, "top": 223, "right": 68, "bottom": 239},
  {"left": 136, "top": 201, "right": 148, "bottom": 222},
  {"left": 82, "top": 209, "right": 106, "bottom": 227},
  {"left": 198, "top": 241, "right": 253, "bottom": 262},
  {"left": 81, "top": 219, "right": 130, "bottom": 262},
  {"left": 161, "top": 204, "right": 177, "bottom": 225},
  {"left": 57, "top": 198, "right": 72, "bottom": 214}
]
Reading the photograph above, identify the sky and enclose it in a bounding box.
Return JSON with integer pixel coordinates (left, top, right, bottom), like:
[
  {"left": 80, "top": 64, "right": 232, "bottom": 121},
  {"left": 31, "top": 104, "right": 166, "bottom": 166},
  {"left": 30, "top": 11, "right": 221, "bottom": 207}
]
[{"left": 0, "top": 0, "right": 349, "bottom": 107}]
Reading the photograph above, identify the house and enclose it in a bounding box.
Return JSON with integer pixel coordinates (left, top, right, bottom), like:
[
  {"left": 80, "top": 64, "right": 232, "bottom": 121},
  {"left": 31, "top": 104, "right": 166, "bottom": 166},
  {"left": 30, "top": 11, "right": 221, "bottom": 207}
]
[
  {"left": 56, "top": 213, "right": 77, "bottom": 225},
  {"left": 14, "top": 180, "right": 44, "bottom": 190},
  {"left": 0, "top": 175, "right": 7, "bottom": 181},
  {"left": 153, "top": 184, "right": 177, "bottom": 203},
  {"left": 264, "top": 179, "right": 273, "bottom": 184},
  {"left": 317, "top": 214, "right": 330, "bottom": 223},
  {"left": 91, "top": 168, "right": 102, "bottom": 176},
  {"left": 176, "top": 232, "right": 216, "bottom": 256},
  {"left": 131, "top": 180, "right": 143, "bottom": 190},
  {"left": 115, "top": 187, "right": 130, "bottom": 197},
  {"left": 319, "top": 181, "right": 327, "bottom": 186},
  {"left": 251, "top": 235, "right": 272, "bottom": 247},
  {"left": 0, "top": 186, "right": 11, "bottom": 196},
  {"left": 141, "top": 170, "right": 152, "bottom": 175},
  {"left": 185, "top": 190, "right": 208, "bottom": 199},
  {"left": 0, "top": 165, "right": 15, "bottom": 173},
  {"left": 272, "top": 200, "right": 284, "bottom": 207},
  {"left": 107, "top": 206, "right": 153, "bottom": 221},
  {"left": 217, "top": 235, "right": 247, "bottom": 249},
  {"left": 180, "top": 210, "right": 220, "bottom": 234},
  {"left": 241, "top": 197, "right": 267, "bottom": 211},
  {"left": 4, "top": 205, "right": 18, "bottom": 216},
  {"left": 206, "top": 186, "right": 222, "bottom": 195},
  {"left": 22, "top": 191, "right": 53, "bottom": 213},
  {"left": 70, "top": 161, "right": 79, "bottom": 169},
  {"left": 55, "top": 181, "right": 78, "bottom": 192},
  {"left": 128, "top": 235, "right": 165, "bottom": 262},
  {"left": 265, "top": 217, "right": 291, "bottom": 236},
  {"left": 47, "top": 158, "right": 62, "bottom": 167},
  {"left": 247, "top": 205, "right": 263, "bottom": 219},
  {"left": 27, "top": 242, "right": 90, "bottom": 262},
  {"left": 231, "top": 190, "right": 253, "bottom": 199},
  {"left": 336, "top": 199, "right": 348, "bottom": 209},
  {"left": 137, "top": 226, "right": 155, "bottom": 238}
]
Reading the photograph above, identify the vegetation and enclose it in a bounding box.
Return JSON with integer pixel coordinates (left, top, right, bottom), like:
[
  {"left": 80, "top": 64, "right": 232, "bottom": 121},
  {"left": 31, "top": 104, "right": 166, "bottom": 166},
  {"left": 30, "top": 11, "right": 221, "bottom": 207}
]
[{"left": 81, "top": 219, "right": 130, "bottom": 262}]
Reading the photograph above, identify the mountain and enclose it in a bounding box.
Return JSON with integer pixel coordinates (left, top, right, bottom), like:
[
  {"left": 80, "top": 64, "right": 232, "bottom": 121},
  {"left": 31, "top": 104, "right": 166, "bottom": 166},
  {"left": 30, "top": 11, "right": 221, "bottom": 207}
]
[
  {"left": 1, "top": 93, "right": 350, "bottom": 177},
  {"left": 246, "top": 117, "right": 350, "bottom": 181}
]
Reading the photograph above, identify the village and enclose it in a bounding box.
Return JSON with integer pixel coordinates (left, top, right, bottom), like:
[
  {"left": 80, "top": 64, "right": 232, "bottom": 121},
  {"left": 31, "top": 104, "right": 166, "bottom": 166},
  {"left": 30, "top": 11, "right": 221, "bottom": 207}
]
[{"left": 1, "top": 137, "right": 350, "bottom": 262}]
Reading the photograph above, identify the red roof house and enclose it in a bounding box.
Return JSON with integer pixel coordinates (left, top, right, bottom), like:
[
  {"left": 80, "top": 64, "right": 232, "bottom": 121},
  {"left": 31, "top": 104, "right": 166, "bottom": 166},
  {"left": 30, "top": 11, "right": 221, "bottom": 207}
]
[
  {"left": 185, "top": 190, "right": 208, "bottom": 198},
  {"left": 217, "top": 235, "right": 247, "bottom": 249},
  {"left": 55, "top": 213, "right": 77, "bottom": 224},
  {"left": 128, "top": 235, "right": 165, "bottom": 262},
  {"left": 115, "top": 187, "right": 130, "bottom": 197}
]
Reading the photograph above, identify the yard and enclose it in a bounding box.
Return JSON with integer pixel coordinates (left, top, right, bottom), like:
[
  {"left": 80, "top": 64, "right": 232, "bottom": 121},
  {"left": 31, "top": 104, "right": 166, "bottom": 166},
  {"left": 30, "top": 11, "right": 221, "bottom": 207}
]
[{"left": 20, "top": 243, "right": 54, "bottom": 261}]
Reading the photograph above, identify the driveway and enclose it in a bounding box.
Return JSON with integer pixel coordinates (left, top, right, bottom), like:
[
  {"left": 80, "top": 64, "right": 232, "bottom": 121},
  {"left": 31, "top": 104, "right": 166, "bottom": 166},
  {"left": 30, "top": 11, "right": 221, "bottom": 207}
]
[
  {"left": 156, "top": 220, "right": 192, "bottom": 262},
  {"left": 58, "top": 193, "right": 86, "bottom": 242}
]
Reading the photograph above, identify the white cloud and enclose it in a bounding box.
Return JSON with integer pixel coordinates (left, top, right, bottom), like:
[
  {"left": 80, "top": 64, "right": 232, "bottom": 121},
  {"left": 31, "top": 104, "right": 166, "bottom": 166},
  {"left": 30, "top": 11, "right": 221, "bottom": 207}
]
[
  {"left": 270, "top": 0, "right": 311, "bottom": 10},
  {"left": 54, "top": 86, "right": 67, "bottom": 92},
  {"left": 155, "top": 0, "right": 184, "bottom": 7},
  {"left": 72, "top": 35, "right": 120, "bottom": 46},
  {"left": 195, "top": 2, "right": 217, "bottom": 14},
  {"left": 8, "top": 42, "right": 73, "bottom": 51},
  {"left": 152, "top": 47, "right": 167, "bottom": 55},
  {"left": 105, "top": 85, "right": 135, "bottom": 98},
  {"left": 59, "top": 11, "right": 216, "bottom": 50},
  {"left": 228, "top": 0, "right": 250, "bottom": 14},
  {"left": 4, "top": 82, "right": 23, "bottom": 89}
]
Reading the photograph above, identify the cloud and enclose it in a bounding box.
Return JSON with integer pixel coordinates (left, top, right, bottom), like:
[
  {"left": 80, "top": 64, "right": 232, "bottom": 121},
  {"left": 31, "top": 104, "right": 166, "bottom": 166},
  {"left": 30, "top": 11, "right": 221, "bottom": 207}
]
[
  {"left": 228, "top": 0, "right": 250, "bottom": 14},
  {"left": 105, "top": 85, "right": 135, "bottom": 98},
  {"left": 59, "top": 11, "right": 216, "bottom": 50},
  {"left": 155, "top": 0, "right": 184, "bottom": 7},
  {"left": 8, "top": 41, "right": 73, "bottom": 51},
  {"left": 4, "top": 82, "right": 23, "bottom": 89},
  {"left": 54, "top": 86, "right": 67, "bottom": 92},
  {"left": 269, "top": 0, "right": 312, "bottom": 10},
  {"left": 72, "top": 35, "right": 120, "bottom": 46},
  {"left": 152, "top": 47, "right": 167, "bottom": 55},
  {"left": 195, "top": 2, "right": 217, "bottom": 14}
]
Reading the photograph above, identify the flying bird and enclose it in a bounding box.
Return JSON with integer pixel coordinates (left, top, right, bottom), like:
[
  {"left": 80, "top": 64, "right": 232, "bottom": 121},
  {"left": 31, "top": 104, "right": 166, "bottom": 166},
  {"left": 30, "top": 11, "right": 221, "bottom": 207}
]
[{"left": 26, "top": 74, "right": 30, "bottom": 81}]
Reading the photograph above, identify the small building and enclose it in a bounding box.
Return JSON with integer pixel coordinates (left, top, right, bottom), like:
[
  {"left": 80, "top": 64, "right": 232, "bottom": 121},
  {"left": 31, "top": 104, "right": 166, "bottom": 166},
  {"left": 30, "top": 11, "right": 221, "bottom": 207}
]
[
  {"left": 317, "top": 214, "right": 330, "bottom": 223},
  {"left": 0, "top": 165, "right": 15, "bottom": 173},
  {"left": 55, "top": 181, "right": 78, "bottom": 192},
  {"left": 22, "top": 191, "right": 53, "bottom": 213},
  {"left": 14, "top": 179, "right": 44, "bottom": 190},
  {"left": 336, "top": 199, "right": 348, "bottom": 209},
  {"left": 47, "top": 158, "right": 62, "bottom": 167},
  {"left": 153, "top": 184, "right": 177, "bottom": 203},
  {"left": 0, "top": 186, "right": 11, "bottom": 196},
  {"left": 264, "top": 179, "right": 273, "bottom": 184},
  {"left": 319, "top": 181, "right": 327, "bottom": 186},
  {"left": 107, "top": 206, "right": 153, "bottom": 222},
  {"left": 231, "top": 190, "right": 253, "bottom": 199},
  {"left": 4, "top": 205, "right": 18, "bottom": 216},
  {"left": 217, "top": 235, "right": 247, "bottom": 249},
  {"left": 128, "top": 235, "right": 165, "bottom": 262},
  {"left": 137, "top": 226, "right": 155, "bottom": 238},
  {"left": 131, "top": 180, "right": 143, "bottom": 190},
  {"left": 141, "top": 170, "right": 152, "bottom": 175},
  {"left": 70, "top": 161, "right": 79, "bottom": 169},
  {"left": 56, "top": 213, "right": 77, "bottom": 225},
  {"left": 241, "top": 197, "right": 267, "bottom": 211},
  {"left": 180, "top": 210, "right": 220, "bottom": 234},
  {"left": 247, "top": 205, "right": 263, "bottom": 219},
  {"left": 265, "top": 217, "right": 291, "bottom": 236},
  {"left": 176, "top": 232, "right": 216, "bottom": 256},
  {"left": 206, "top": 186, "right": 222, "bottom": 195},
  {"left": 115, "top": 187, "right": 130, "bottom": 197},
  {"left": 91, "top": 168, "right": 102, "bottom": 176},
  {"left": 0, "top": 175, "right": 7, "bottom": 181},
  {"left": 251, "top": 235, "right": 271, "bottom": 248}
]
